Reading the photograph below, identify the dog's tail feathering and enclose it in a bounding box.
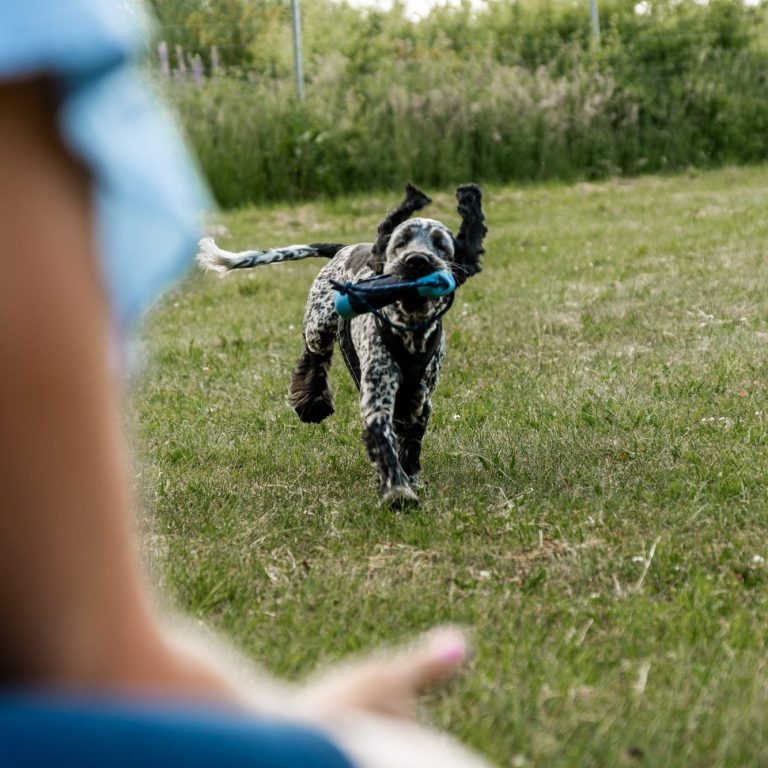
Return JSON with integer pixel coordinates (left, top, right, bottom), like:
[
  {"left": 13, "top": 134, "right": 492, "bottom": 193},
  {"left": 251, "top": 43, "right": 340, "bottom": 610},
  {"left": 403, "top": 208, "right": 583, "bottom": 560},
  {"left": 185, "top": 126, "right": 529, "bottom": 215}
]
[{"left": 197, "top": 237, "right": 345, "bottom": 277}]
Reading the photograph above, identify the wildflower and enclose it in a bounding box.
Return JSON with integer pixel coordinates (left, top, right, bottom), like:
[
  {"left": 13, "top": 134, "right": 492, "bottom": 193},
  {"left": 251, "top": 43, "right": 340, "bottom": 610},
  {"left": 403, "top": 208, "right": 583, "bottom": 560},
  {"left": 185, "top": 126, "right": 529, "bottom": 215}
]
[
  {"left": 158, "top": 41, "right": 170, "bottom": 78},
  {"left": 191, "top": 54, "right": 204, "bottom": 88}
]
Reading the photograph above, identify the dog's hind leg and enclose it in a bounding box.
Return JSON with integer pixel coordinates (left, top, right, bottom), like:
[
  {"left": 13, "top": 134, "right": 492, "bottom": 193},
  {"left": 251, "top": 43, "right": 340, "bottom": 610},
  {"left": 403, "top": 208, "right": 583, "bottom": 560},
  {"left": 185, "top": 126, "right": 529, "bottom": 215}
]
[
  {"left": 396, "top": 400, "right": 431, "bottom": 487},
  {"left": 394, "top": 349, "right": 442, "bottom": 487}
]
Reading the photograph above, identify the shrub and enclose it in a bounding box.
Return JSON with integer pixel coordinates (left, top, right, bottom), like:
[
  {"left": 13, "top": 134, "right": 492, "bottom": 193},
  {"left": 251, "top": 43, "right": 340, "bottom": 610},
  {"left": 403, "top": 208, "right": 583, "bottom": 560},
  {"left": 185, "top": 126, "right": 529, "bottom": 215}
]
[{"left": 153, "top": 0, "right": 768, "bottom": 206}]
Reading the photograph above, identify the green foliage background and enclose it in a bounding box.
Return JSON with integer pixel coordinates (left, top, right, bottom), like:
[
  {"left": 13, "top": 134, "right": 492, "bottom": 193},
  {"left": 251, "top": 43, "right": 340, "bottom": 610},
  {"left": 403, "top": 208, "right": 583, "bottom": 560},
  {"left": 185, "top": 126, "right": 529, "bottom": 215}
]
[{"left": 147, "top": 0, "right": 768, "bottom": 205}]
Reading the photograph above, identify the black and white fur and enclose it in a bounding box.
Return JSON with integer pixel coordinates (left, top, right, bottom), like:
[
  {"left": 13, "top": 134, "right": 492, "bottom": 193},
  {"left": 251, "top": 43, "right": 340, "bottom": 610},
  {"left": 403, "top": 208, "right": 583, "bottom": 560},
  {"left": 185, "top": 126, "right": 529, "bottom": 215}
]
[{"left": 198, "top": 184, "right": 487, "bottom": 507}]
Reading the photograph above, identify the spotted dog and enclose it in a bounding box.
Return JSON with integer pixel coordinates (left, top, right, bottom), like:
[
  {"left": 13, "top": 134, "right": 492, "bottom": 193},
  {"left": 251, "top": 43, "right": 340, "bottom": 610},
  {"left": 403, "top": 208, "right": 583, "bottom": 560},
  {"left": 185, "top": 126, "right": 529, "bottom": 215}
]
[{"left": 198, "top": 184, "right": 486, "bottom": 506}]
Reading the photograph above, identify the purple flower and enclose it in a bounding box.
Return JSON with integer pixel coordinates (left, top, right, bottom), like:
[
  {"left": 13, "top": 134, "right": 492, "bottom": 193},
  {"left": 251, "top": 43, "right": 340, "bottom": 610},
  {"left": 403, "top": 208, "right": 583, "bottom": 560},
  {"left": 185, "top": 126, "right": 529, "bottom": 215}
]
[
  {"left": 191, "top": 54, "right": 204, "bottom": 87},
  {"left": 158, "top": 41, "right": 170, "bottom": 78}
]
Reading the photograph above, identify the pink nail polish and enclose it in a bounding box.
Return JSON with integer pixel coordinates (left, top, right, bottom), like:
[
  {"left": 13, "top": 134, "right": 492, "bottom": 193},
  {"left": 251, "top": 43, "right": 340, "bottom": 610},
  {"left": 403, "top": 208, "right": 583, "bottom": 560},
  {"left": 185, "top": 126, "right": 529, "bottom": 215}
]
[{"left": 438, "top": 640, "right": 466, "bottom": 664}]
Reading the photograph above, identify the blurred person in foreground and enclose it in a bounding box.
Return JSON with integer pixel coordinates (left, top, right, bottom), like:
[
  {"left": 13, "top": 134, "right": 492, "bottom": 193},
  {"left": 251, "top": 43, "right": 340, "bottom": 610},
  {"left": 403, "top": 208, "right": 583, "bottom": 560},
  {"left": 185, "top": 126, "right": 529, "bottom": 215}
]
[{"left": 0, "top": 2, "right": 493, "bottom": 766}]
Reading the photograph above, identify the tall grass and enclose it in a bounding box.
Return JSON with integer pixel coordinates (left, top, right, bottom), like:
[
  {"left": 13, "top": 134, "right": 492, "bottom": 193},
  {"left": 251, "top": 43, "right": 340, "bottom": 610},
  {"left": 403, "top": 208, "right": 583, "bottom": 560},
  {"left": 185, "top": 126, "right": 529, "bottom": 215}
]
[{"left": 154, "top": 0, "right": 768, "bottom": 206}]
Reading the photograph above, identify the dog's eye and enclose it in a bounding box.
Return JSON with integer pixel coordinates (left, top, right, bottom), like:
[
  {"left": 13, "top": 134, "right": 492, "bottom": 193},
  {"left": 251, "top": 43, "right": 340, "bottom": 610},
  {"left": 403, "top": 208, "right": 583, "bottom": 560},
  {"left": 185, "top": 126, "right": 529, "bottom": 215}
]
[
  {"left": 431, "top": 234, "right": 449, "bottom": 254},
  {"left": 392, "top": 230, "right": 410, "bottom": 250}
]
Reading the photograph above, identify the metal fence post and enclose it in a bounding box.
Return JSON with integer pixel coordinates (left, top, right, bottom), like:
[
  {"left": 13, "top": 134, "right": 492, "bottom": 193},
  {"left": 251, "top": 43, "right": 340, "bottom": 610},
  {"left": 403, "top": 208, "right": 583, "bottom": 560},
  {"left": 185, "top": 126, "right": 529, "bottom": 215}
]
[
  {"left": 589, "top": 0, "right": 601, "bottom": 46},
  {"left": 291, "top": 0, "right": 305, "bottom": 100}
]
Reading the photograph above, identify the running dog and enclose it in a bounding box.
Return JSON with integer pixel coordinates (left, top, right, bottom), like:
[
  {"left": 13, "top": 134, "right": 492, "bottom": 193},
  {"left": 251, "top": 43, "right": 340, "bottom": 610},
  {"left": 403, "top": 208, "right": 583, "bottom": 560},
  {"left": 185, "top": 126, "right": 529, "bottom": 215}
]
[{"left": 198, "top": 184, "right": 486, "bottom": 507}]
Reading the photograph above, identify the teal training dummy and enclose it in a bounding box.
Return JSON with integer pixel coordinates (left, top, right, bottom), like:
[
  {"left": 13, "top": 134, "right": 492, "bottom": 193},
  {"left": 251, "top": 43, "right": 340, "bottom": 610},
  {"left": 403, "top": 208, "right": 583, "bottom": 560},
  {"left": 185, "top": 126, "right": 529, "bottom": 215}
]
[{"left": 330, "top": 270, "right": 457, "bottom": 320}]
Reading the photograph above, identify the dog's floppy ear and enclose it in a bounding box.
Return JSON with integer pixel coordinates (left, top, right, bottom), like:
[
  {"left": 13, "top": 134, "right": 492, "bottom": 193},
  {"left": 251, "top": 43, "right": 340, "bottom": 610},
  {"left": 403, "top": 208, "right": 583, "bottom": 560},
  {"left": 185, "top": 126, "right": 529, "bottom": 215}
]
[
  {"left": 369, "top": 183, "right": 431, "bottom": 274},
  {"left": 452, "top": 183, "right": 487, "bottom": 287}
]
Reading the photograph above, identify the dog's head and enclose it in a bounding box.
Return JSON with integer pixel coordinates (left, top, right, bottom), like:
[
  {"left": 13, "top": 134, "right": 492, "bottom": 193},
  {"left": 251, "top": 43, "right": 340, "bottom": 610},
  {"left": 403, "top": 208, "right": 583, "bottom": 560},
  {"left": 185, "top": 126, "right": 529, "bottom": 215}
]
[
  {"left": 368, "top": 184, "right": 486, "bottom": 285},
  {"left": 380, "top": 217, "right": 454, "bottom": 280}
]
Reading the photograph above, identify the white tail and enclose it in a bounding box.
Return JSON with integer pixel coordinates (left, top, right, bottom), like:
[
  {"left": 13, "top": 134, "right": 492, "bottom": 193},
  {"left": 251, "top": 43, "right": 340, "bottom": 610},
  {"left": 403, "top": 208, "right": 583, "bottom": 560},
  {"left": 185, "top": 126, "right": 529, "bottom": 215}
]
[
  {"left": 196, "top": 238, "right": 242, "bottom": 277},
  {"left": 197, "top": 237, "right": 331, "bottom": 276}
]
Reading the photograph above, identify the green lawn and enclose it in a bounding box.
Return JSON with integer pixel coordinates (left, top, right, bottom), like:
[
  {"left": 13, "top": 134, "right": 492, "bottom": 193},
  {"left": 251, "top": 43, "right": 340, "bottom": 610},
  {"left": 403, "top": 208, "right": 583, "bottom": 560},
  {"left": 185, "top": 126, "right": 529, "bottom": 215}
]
[{"left": 134, "top": 165, "right": 768, "bottom": 766}]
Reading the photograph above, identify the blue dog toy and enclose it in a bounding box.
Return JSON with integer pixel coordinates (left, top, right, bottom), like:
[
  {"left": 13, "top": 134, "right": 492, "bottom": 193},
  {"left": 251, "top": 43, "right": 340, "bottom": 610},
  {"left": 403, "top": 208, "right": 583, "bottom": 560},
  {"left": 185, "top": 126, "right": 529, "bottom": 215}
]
[{"left": 330, "top": 270, "right": 457, "bottom": 320}]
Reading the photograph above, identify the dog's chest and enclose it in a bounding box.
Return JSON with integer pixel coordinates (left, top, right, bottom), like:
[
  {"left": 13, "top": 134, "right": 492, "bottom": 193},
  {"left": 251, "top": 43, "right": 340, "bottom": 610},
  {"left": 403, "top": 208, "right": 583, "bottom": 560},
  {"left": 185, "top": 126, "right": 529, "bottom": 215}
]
[{"left": 338, "top": 317, "right": 442, "bottom": 407}]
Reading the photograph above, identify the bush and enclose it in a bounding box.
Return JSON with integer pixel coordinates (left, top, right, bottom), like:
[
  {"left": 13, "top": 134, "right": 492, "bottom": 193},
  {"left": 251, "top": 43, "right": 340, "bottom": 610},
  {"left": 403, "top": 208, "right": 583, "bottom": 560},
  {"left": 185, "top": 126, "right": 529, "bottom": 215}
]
[{"left": 153, "top": 0, "right": 768, "bottom": 206}]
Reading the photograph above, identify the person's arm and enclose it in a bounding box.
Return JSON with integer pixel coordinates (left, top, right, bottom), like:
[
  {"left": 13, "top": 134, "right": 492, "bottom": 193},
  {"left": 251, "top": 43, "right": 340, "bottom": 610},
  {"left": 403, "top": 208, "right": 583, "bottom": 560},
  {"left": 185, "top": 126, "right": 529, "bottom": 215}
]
[{"left": 0, "top": 76, "right": 240, "bottom": 699}]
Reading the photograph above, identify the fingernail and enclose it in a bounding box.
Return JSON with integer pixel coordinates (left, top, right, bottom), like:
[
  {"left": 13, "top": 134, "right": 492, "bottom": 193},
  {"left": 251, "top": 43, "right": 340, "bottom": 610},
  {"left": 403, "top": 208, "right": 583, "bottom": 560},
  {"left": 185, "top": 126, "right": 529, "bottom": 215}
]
[
  {"left": 438, "top": 641, "right": 466, "bottom": 664},
  {"left": 429, "top": 630, "right": 467, "bottom": 664}
]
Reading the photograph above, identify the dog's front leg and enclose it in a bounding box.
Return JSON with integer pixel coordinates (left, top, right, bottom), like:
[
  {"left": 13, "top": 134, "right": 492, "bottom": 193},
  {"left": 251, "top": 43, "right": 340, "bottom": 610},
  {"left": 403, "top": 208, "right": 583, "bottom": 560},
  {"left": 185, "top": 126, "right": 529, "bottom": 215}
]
[
  {"left": 359, "top": 357, "right": 418, "bottom": 508},
  {"left": 289, "top": 273, "right": 339, "bottom": 423}
]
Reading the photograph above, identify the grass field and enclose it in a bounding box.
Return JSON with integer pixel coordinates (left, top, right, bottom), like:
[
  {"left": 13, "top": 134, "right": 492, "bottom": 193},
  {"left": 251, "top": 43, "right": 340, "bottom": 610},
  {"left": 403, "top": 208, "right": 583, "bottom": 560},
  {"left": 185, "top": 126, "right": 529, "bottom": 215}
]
[{"left": 134, "top": 165, "right": 768, "bottom": 766}]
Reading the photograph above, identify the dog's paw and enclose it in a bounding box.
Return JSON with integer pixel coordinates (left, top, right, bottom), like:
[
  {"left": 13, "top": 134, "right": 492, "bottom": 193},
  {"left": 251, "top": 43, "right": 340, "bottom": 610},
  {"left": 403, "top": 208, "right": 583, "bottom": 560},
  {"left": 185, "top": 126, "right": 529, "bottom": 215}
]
[
  {"left": 456, "top": 183, "right": 483, "bottom": 212},
  {"left": 292, "top": 396, "right": 335, "bottom": 424},
  {"left": 380, "top": 485, "right": 419, "bottom": 509},
  {"left": 405, "top": 182, "right": 432, "bottom": 211}
]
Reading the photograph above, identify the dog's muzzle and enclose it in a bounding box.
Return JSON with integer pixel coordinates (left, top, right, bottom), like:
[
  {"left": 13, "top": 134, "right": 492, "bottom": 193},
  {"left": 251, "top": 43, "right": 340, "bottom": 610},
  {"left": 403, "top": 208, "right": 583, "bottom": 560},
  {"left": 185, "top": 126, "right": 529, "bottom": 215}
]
[{"left": 397, "top": 251, "right": 445, "bottom": 279}]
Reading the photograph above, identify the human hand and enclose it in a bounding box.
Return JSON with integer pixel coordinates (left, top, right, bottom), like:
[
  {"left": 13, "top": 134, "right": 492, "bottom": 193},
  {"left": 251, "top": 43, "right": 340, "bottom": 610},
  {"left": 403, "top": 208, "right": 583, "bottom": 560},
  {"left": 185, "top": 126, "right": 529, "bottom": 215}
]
[
  {"left": 296, "top": 626, "right": 468, "bottom": 719},
  {"left": 296, "top": 627, "right": 492, "bottom": 768}
]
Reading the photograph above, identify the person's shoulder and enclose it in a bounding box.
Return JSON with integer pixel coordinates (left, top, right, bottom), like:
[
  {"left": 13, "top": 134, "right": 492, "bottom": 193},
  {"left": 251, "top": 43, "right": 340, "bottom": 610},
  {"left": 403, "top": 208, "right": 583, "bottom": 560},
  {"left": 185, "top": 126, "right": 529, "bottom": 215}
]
[{"left": 0, "top": 0, "right": 149, "bottom": 80}]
